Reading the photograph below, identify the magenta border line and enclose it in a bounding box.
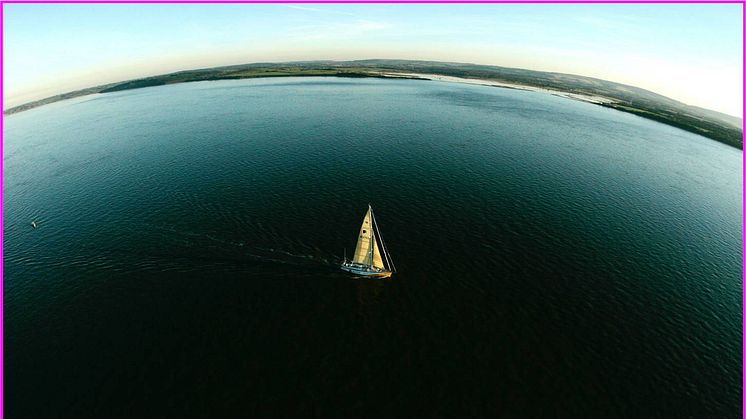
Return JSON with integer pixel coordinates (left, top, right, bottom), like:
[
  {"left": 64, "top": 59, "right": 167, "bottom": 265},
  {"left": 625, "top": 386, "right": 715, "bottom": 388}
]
[
  {"left": 1, "top": 1, "right": 4, "bottom": 418},
  {"left": 741, "top": 4, "right": 746, "bottom": 418},
  {"left": 0, "top": 2, "right": 743, "bottom": 419},
  {"left": 1, "top": 0, "right": 743, "bottom": 3}
]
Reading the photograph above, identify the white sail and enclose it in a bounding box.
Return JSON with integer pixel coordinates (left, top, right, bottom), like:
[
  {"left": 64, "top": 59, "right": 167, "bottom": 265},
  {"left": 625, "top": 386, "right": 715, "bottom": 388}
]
[
  {"left": 372, "top": 234, "right": 385, "bottom": 269},
  {"left": 352, "top": 207, "right": 386, "bottom": 268},
  {"left": 352, "top": 207, "right": 374, "bottom": 265}
]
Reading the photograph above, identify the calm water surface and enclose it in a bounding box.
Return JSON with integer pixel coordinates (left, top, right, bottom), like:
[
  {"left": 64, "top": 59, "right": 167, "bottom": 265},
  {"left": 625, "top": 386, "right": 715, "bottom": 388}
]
[{"left": 4, "top": 78, "right": 742, "bottom": 417}]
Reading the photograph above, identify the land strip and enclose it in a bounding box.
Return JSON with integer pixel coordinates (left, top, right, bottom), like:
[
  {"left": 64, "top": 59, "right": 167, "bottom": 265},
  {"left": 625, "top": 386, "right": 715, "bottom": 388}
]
[{"left": 5, "top": 60, "right": 741, "bottom": 149}]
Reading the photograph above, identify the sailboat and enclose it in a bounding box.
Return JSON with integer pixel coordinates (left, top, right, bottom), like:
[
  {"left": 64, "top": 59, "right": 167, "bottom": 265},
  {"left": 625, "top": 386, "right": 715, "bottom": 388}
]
[{"left": 341, "top": 204, "right": 396, "bottom": 278}]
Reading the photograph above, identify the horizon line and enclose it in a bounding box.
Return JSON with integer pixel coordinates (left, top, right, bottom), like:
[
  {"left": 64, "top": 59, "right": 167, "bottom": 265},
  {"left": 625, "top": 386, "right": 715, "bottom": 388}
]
[{"left": 4, "top": 58, "right": 743, "bottom": 120}]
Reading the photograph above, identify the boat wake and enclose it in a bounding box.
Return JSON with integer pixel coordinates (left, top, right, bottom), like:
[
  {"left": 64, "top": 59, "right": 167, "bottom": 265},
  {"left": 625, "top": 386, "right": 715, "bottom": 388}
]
[{"left": 108, "top": 222, "right": 342, "bottom": 271}]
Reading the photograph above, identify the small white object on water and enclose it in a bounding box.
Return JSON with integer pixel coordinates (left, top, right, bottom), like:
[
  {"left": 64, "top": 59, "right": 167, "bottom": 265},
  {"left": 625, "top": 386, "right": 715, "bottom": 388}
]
[{"left": 31, "top": 221, "right": 37, "bottom": 229}]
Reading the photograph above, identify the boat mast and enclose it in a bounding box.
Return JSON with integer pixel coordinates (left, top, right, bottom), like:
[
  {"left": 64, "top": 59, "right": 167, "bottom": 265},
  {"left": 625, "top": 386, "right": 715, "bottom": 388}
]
[
  {"left": 371, "top": 209, "right": 396, "bottom": 273},
  {"left": 368, "top": 205, "right": 374, "bottom": 269}
]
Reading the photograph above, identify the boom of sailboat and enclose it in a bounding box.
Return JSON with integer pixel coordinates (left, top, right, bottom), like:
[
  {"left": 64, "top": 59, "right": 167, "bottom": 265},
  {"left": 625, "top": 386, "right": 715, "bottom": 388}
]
[{"left": 341, "top": 204, "right": 396, "bottom": 278}]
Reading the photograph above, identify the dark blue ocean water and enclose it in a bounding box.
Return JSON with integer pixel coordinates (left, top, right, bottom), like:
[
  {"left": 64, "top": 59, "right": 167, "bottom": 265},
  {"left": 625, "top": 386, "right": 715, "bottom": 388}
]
[{"left": 4, "top": 77, "right": 742, "bottom": 417}]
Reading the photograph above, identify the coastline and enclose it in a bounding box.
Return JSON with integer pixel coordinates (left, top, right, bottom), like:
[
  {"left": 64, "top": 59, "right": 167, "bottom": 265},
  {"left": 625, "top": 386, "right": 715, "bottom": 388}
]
[
  {"left": 376, "top": 71, "right": 617, "bottom": 106},
  {"left": 4, "top": 60, "right": 740, "bottom": 149}
]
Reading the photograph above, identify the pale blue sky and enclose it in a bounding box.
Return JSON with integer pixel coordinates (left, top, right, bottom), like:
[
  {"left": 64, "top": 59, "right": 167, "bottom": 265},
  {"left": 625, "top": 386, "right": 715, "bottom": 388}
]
[{"left": 3, "top": 4, "right": 742, "bottom": 116}]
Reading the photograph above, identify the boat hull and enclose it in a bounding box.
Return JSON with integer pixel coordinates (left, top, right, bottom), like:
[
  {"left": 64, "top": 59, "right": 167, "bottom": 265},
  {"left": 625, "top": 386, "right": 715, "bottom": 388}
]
[{"left": 340, "top": 263, "right": 392, "bottom": 278}]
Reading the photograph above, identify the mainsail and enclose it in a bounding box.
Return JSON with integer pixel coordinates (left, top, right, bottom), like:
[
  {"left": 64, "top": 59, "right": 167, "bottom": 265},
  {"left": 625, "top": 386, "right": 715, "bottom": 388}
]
[{"left": 352, "top": 207, "right": 385, "bottom": 269}]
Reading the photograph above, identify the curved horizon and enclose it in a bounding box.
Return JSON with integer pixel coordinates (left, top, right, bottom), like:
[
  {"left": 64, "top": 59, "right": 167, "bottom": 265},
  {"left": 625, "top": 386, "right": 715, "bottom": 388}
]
[
  {"left": 4, "top": 4, "right": 742, "bottom": 117},
  {"left": 4, "top": 58, "right": 742, "bottom": 122}
]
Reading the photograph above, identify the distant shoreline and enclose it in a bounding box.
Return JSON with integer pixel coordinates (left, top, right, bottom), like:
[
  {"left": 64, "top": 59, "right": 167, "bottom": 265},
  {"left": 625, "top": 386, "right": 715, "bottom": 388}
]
[
  {"left": 5, "top": 60, "right": 741, "bottom": 149},
  {"left": 374, "top": 71, "right": 618, "bottom": 106}
]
